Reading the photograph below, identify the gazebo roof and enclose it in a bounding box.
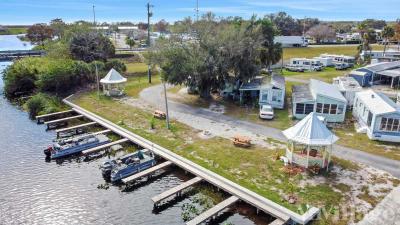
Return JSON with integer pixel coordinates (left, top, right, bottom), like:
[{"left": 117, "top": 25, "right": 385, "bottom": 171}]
[
  {"left": 282, "top": 112, "right": 339, "bottom": 146},
  {"left": 100, "top": 68, "right": 127, "bottom": 84}
]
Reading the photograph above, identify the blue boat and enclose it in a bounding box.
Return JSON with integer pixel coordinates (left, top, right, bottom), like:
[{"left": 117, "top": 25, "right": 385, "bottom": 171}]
[
  {"left": 44, "top": 134, "right": 110, "bottom": 159},
  {"left": 101, "top": 149, "right": 156, "bottom": 183}
]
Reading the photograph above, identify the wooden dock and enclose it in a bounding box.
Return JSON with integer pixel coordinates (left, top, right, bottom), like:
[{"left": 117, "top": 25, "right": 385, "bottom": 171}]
[
  {"left": 122, "top": 161, "right": 173, "bottom": 184},
  {"left": 152, "top": 177, "right": 203, "bottom": 205},
  {"left": 63, "top": 97, "right": 320, "bottom": 224},
  {"left": 82, "top": 138, "right": 129, "bottom": 155},
  {"left": 36, "top": 109, "right": 74, "bottom": 123},
  {"left": 44, "top": 115, "right": 84, "bottom": 125},
  {"left": 186, "top": 196, "right": 239, "bottom": 225},
  {"left": 55, "top": 122, "right": 97, "bottom": 134},
  {"left": 269, "top": 218, "right": 287, "bottom": 225}
]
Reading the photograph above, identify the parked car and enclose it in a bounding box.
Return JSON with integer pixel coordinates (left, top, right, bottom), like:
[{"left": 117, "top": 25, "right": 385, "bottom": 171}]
[{"left": 259, "top": 104, "right": 274, "bottom": 119}]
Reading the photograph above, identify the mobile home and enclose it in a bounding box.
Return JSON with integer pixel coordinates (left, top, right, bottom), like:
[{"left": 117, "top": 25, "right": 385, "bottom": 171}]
[
  {"left": 332, "top": 76, "right": 362, "bottom": 107},
  {"left": 353, "top": 90, "right": 400, "bottom": 142},
  {"left": 360, "top": 50, "right": 400, "bottom": 61},
  {"left": 349, "top": 61, "right": 400, "bottom": 88},
  {"left": 239, "top": 74, "right": 285, "bottom": 109},
  {"left": 292, "top": 79, "right": 347, "bottom": 123}
]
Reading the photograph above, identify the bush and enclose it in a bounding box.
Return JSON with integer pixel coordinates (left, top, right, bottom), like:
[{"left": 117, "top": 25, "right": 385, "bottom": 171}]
[
  {"left": 36, "top": 59, "right": 76, "bottom": 94},
  {"left": 25, "top": 94, "right": 47, "bottom": 118},
  {"left": 69, "top": 31, "right": 115, "bottom": 62},
  {"left": 105, "top": 59, "right": 127, "bottom": 73},
  {"left": 2, "top": 57, "right": 44, "bottom": 96}
]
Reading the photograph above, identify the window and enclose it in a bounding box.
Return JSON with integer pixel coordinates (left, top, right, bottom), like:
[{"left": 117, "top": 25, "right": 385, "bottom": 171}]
[
  {"left": 296, "top": 103, "right": 305, "bottom": 114},
  {"left": 261, "top": 93, "right": 268, "bottom": 102},
  {"left": 316, "top": 103, "right": 323, "bottom": 113},
  {"left": 338, "top": 105, "right": 344, "bottom": 114},
  {"left": 305, "top": 104, "right": 314, "bottom": 114},
  {"left": 380, "top": 117, "right": 400, "bottom": 132},
  {"left": 381, "top": 118, "right": 387, "bottom": 130},
  {"left": 272, "top": 91, "right": 281, "bottom": 102},
  {"left": 330, "top": 104, "right": 337, "bottom": 114},
  {"left": 323, "top": 104, "right": 330, "bottom": 114}
]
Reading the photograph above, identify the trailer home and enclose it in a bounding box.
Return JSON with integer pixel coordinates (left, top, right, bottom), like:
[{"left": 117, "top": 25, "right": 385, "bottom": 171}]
[
  {"left": 332, "top": 76, "right": 362, "bottom": 107},
  {"left": 320, "top": 54, "right": 355, "bottom": 67},
  {"left": 353, "top": 90, "right": 400, "bottom": 142},
  {"left": 292, "top": 79, "right": 347, "bottom": 123}
]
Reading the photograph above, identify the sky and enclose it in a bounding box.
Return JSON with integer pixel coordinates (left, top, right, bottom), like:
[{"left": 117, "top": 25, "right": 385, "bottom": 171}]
[{"left": 0, "top": 0, "right": 399, "bottom": 25}]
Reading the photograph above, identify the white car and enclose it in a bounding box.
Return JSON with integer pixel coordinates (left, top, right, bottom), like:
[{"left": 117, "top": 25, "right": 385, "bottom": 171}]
[{"left": 259, "top": 104, "right": 274, "bottom": 120}]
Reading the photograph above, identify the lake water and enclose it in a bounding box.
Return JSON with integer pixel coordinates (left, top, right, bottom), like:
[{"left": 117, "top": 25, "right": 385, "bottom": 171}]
[{"left": 0, "top": 35, "right": 268, "bottom": 225}]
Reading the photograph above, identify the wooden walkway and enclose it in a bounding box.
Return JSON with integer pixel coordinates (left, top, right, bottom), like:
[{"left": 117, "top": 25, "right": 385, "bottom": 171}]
[
  {"left": 56, "top": 122, "right": 97, "bottom": 134},
  {"left": 122, "top": 161, "right": 173, "bottom": 184},
  {"left": 36, "top": 109, "right": 74, "bottom": 119},
  {"left": 152, "top": 177, "right": 203, "bottom": 205},
  {"left": 186, "top": 196, "right": 239, "bottom": 225},
  {"left": 44, "top": 115, "right": 84, "bottom": 125},
  {"left": 63, "top": 97, "right": 320, "bottom": 224},
  {"left": 82, "top": 138, "right": 129, "bottom": 155}
]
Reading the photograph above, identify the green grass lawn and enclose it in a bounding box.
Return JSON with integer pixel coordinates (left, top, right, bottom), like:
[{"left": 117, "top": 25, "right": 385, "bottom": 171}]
[
  {"left": 281, "top": 67, "right": 352, "bottom": 83},
  {"left": 282, "top": 44, "right": 384, "bottom": 61},
  {"left": 0, "top": 27, "right": 28, "bottom": 35}
]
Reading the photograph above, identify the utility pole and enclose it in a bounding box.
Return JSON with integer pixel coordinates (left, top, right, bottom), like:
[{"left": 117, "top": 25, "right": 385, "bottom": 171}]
[
  {"left": 196, "top": 0, "right": 199, "bottom": 21},
  {"left": 147, "top": 2, "right": 153, "bottom": 84},
  {"left": 93, "top": 5, "right": 100, "bottom": 99}
]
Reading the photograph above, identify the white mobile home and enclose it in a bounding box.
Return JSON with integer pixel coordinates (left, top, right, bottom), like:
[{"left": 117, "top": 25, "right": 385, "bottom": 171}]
[
  {"left": 360, "top": 50, "right": 400, "bottom": 61},
  {"left": 353, "top": 90, "right": 400, "bottom": 142},
  {"left": 239, "top": 74, "right": 285, "bottom": 109},
  {"left": 292, "top": 79, "right": 347, "bottom": 123},
  {"left": 332, "top": 76, "right": 362, "bottom": 107}
]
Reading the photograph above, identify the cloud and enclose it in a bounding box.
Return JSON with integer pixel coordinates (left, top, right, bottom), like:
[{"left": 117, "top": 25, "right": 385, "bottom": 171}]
[{"left": 244, "top": 0, "right": 330, "bottom": 12}]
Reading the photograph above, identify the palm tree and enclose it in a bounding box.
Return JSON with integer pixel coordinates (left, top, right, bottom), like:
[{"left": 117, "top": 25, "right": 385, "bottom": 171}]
[{"left": 382, "top": 25, "right": 395, "bottom": 56}]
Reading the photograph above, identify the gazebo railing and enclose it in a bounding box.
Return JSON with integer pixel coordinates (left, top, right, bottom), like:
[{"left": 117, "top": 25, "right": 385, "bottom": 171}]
[{"left": 286, "top": 149, "right": 327, "bottom": 168}]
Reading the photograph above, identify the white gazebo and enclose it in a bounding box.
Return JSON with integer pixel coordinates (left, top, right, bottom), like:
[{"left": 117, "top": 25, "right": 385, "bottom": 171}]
[
  {"left": 282, "top": 112, "right": 339, "bottom": 170},
  {"left": 100, "top": 68, "right": 127, "bottom": 97}
]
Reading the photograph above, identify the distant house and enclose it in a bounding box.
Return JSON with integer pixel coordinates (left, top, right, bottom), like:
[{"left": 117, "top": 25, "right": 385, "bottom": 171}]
[
  {"left": 292, "top": 79, "right": 347, "bottom": 123},
  {"left": 332, "top": 76, "right": 362, "bottom": 107},
  {"left": 360, "top": 50, "right": 400, "bottom": 61},
  {"left": 349, "top": 61, "right": 400, "bottom": 88},
  {"left": 353, "top": 90, "right": 400, "bottom": 142},
  {"left": 239, "top": 74, "right": 285, "bottom": 109}
]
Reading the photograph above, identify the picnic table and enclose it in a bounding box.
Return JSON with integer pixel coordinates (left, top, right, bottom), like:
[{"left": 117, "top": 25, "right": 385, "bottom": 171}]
[{"left": 232, "top": 135, "right": 251, "bottom": 148}]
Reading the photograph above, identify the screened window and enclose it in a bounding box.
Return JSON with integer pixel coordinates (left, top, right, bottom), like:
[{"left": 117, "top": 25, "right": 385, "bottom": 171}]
[
  {"left": 323, "top": 104, "right": 330, "bottom": 114},
  {"left": 330, "top": 104, "right": 337, "bottom": 114},
  {"left": 296, "top": 103, "right": 305, "bottom": 114},
  {"left": 380, "top": 117, "right": 400, "bottom": 132},
  {"left": 305, "top": 104, "right": 314, "bottom": 114}
]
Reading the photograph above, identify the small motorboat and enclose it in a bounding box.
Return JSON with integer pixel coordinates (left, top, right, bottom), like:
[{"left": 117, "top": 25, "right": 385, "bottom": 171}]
[
  {"left": 101, "top": 149, "right": 156, "bottom": 183},
  {"left": 44, "top": 134, "right": 110, "bottom": 159}
]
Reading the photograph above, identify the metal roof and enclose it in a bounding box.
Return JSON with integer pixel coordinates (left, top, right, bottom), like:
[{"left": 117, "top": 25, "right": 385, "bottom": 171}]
[
  {"left": 100, "top": 68, "right": 127, "bottom": 84},
  {"left": 356, "top": 90, "right": 399, "bottom": 115},
  {"left": 292, "top": 84, "right": 314, "bottom": 103},
  {"left": 376, "top": 68, "right": 400, "bottom": 78},
  {"left": 363, "top": 61, "right": 400, "bottom": 73},
  {"left": 239, "top": 74, "right": 285, "bottom": 91},
  {"left": 310, "top": 79, "right": 347, "bottom": 102},
  {"left": 282, "top": 112, "right": 339, "bottom": 146},
  {"left": 333, "top": 76, "right": 362, "bottom": 92}
]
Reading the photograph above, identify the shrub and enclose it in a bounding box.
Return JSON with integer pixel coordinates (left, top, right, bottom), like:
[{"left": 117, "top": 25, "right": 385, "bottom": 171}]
[
  {"left": 25, "top": 94, "right": 46, "bottom": 118},
  {"left": 105, "top": 59, "right": 127, "bottom": 73},
  {"left": 69, "top": 31, "right": 115, "bottom": 62},
  {"left": 2, "top": 57, "right": 44, "bottom": 96}
]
